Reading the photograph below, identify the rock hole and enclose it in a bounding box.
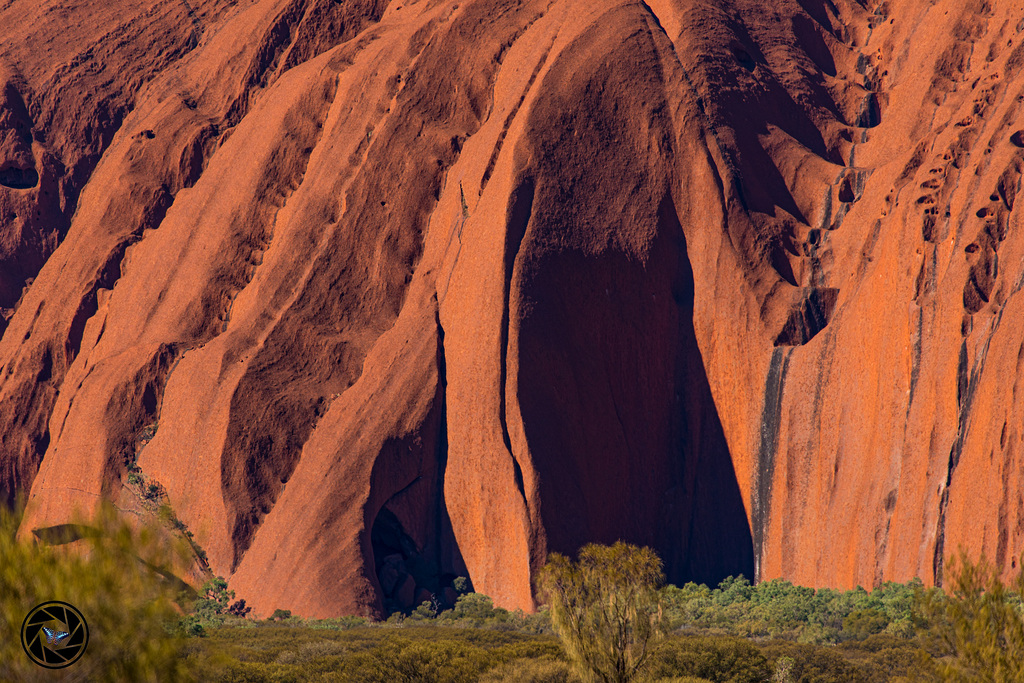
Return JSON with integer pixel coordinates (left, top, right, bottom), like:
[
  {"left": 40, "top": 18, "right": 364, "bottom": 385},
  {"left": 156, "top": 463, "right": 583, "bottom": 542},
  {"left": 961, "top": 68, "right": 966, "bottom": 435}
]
[
  {"left": 1010, "top": 130, "right": 1024, "bottom": 148},
  {"left": 732, "top": 47, "right": 755, "bottom": 71},
  {"left": 977, "top": 207, "right": 991, "bottom": 218},
  {"left": 0, "top": 166, "right": 39, "bottom": 189},
  {"left": 965, "top": 243, "right": 979, "bottom": 253}
]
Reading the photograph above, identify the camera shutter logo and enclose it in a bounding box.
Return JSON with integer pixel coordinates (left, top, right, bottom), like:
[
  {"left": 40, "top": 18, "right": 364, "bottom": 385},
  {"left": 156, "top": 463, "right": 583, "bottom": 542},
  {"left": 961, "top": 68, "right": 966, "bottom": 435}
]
[{"left": 21, "top": 601, "right": 89, "bottom": 668}]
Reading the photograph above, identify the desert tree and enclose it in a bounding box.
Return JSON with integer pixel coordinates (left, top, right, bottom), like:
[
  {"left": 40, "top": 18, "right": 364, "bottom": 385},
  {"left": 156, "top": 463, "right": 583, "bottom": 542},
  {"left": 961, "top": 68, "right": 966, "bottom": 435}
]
[
  {"left": 536, "top": 541, "right": 666, "bottom": 683},
  {"left": 915, "top": 549, "right": 1024, "bottom": 682}
]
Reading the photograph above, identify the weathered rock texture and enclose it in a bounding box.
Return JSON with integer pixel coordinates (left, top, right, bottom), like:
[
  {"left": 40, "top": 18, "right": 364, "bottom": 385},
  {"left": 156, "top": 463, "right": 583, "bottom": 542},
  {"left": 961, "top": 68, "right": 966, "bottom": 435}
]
[{"left": 2, "top": 0, "right": 1024, "bottom": 617}]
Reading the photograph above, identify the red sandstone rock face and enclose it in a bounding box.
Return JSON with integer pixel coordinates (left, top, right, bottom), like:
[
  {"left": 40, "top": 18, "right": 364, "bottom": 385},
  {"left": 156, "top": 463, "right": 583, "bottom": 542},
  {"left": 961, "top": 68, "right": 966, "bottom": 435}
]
[{"left": 2, "top": 0, "right": 1024, "bottom": 617}]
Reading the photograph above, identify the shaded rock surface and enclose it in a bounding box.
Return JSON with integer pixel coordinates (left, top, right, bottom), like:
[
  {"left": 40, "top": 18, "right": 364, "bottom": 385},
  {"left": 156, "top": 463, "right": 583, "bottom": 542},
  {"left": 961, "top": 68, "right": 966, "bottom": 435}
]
[{"left": 2, "top": 0, "right": 1024, "bottom": 617}]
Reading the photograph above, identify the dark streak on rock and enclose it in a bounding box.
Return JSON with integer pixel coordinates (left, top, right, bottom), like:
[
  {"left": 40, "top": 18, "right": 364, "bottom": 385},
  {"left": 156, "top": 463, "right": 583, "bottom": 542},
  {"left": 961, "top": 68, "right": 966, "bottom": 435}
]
[
  {"left": 907, "top": 306, "right": 923, "bottom": 420},
  {"left": 753, "top": 346, "right": 790, "bottom": 579}
]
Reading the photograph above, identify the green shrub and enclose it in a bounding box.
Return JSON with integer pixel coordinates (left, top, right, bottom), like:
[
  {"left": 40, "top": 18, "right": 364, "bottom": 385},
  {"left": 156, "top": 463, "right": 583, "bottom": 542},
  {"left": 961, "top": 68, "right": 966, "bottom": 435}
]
[
  {"left": 648, "top": 636, "right": 771, "bottom": 683},
  {"left": 659, "top": 573, "right": 922, "bottom": 644},
  {"left": 843, "top": 608, "right": 889, "bottom": 640},
  {"left": 479, "top": 656, "right": 578, "bottom": 682},
  {"left": 341, "top": 635, "right": 492, "bottom": 682}
]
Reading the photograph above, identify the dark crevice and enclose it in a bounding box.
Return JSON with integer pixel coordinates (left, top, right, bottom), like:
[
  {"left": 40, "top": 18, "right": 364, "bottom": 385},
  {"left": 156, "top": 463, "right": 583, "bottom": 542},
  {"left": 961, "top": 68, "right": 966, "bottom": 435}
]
[
  {"left": 499, "top": 177, "right": 534, "bottom": 506},
  {"left": 222, "top": 0, "right": 311, "bottom": 129},
  {"left": 179, "top": 124, "right": 219, "bottom": 189},
  {"left": 906, "top": 308, "right": 923, "bottom": 419},
  {"left": 66, "top": 184, "right": 173, "bottom": 367},
  {"left": 855, "top": 92, "right": 881, "bottom": 128},
  {"left": 934, "top": 328, "right": 993, "bottom": 585},
  {"left": 106, "top": 343, "right": 180, "bottom": 483}
]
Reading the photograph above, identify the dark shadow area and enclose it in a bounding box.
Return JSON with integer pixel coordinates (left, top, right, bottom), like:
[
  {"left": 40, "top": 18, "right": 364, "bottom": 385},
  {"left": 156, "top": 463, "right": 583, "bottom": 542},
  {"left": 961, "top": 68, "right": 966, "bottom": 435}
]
[
  {"left": 791, "top": 14, "right": 837, "bottom": 77},
  {"left": 371, "top": 504, "right": 467, "bottom": 615},
  {"left": 31, "top": 523, "right": 100, "bottom": 545},
  {"left": 774, "top": 287, "right": 839, "bottom": 346},
  {"left": 515, "top": 193, "right": 754, "bottom": 589}
]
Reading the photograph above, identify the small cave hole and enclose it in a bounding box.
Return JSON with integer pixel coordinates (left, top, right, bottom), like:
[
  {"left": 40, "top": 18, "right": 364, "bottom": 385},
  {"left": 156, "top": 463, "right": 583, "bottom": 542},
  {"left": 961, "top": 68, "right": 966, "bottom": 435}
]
[
  {"left": 732, "top": 47, "right": 755, "bottom": 71},
  {"left": 838, "top": 176, "right": 856, "bottom": 203},
  {"left": 142, "top": 384, "right": 158, "bottom": 415}
]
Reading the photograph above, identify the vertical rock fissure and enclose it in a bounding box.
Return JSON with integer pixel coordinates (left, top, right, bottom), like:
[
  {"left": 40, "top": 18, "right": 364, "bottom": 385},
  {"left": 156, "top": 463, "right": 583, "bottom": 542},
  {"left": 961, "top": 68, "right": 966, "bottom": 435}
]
[{"left": 499, "top": 177, "right": 534, "bottom": 506}]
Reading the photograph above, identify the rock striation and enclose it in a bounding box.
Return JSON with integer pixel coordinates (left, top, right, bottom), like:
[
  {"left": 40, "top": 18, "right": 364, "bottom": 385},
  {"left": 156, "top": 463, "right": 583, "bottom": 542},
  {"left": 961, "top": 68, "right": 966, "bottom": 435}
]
[{"left": 2, "top": 0, "right": 1024, "bottom": 617}]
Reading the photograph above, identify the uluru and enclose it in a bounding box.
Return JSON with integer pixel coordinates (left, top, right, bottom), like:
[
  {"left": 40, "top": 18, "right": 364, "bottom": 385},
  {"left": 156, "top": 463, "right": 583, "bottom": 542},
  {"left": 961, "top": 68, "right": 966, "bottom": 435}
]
[{"left": 2, "top": 0, "right": 1024, "bottom": 620}]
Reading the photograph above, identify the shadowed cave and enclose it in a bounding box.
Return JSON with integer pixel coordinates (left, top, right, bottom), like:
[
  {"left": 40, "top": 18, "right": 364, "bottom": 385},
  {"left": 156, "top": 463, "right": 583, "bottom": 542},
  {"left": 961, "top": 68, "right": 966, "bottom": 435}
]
[
  {"left": 367, "top": 384, "right": 471, "bottom": 615},
  {"left": 370, "top": 506, "right": 469, "bottom": 615}
]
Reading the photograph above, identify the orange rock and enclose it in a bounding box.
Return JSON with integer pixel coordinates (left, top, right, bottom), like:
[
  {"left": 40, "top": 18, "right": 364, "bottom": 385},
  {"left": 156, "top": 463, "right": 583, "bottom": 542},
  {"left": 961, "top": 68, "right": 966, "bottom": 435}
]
[{"left": 3, "top": 0, "right": 1024, "bottom": 619}]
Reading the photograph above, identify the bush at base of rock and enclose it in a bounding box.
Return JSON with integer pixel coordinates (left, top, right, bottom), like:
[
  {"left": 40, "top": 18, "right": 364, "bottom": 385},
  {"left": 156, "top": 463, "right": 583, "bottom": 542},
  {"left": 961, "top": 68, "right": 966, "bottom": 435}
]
[{"left": 478, "top": 656, "right": 578, "bottom": 682}]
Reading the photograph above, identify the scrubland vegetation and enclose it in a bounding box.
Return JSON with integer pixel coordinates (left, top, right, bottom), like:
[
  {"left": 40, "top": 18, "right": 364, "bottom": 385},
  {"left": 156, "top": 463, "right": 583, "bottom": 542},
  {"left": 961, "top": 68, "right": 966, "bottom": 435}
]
[{"left": 2, "top": 502, "right": 1022, "bottom": 682}]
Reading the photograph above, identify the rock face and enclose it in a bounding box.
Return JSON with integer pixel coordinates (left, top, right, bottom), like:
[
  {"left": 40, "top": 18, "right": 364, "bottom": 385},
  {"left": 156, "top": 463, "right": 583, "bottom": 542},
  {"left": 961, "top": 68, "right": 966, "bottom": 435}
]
[{"left": 2, "top": 0, "right": 1024, "bottom": 617}]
